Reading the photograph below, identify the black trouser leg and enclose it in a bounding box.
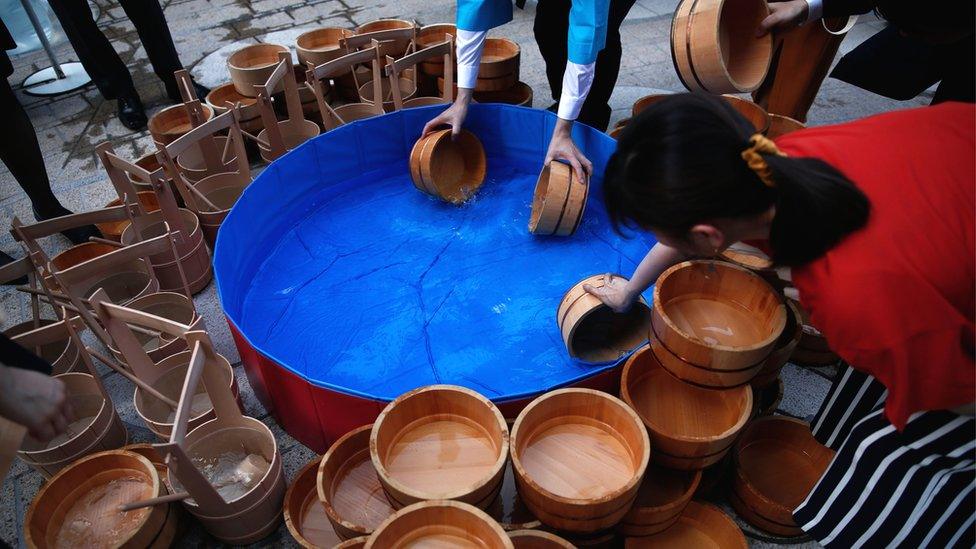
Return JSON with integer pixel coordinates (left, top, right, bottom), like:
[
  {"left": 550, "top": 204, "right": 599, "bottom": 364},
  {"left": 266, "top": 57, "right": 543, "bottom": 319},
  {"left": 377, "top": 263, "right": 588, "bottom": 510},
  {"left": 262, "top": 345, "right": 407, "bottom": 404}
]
[
  {"left": 119, "top": 0, "right": 185, "bottom": 97},
  {"left": 534, "top": 0, "right": 572, "bottom": 106},
  {"left": 47, "top": 0, "right": 135, "bottom": 100},
  {"left": 577, "top": 0, "right": 637, "bottom": 131},
  {"left": 0, "top": 79, "right": 64, "bottom": 216},
  {"left": 534, "top": 0, "right": 637, "bottom": 131}
]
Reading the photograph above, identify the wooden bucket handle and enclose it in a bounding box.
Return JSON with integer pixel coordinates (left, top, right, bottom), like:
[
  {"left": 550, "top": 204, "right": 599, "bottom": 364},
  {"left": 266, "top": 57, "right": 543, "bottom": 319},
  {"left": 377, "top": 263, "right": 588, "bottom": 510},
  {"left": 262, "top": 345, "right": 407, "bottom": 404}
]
[
  {"left": 254, "top": 91, "right": 287, "bottom": 158},
  {"left": 184, "top": 100, "right": 225, "bottom": 173},
  {"left": 306, "top": 65, "right": 346, "bottom": 130},
  {"left": 61, "top": 315, "right": 113, "bottom": 402},
  {"left": 174, "top": 69, "right": 198, "bottom": 103}
]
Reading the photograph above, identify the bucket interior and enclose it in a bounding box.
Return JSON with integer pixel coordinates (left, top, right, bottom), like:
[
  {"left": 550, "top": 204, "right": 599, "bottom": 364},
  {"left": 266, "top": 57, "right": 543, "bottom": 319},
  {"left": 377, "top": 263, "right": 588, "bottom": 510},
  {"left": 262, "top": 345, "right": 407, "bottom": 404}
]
[
  {"left": 175, "top": 424, "right": 276, "bottom": 504},
  {"left": 718, "top": 0, "right": 771, "bottom": 89},
  {"left": 572, "top": 303, "right": 651, "bottom": 363}
]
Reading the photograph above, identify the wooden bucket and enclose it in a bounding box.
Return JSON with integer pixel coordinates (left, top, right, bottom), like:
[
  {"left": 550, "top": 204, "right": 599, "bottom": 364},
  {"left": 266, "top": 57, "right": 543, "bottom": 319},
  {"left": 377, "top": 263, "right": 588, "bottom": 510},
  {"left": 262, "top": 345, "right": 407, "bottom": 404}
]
[
  {"left": 187, "top": 171, "right": 250, "bottom": 247},
  {"left": 438, "top": 73, "right": 516, "bottom": 93},
  {"left": 631, "top": 94, "right": 672, "bottom": 117},
  {"left": 480, "top": 38, "right": 520, "bottom": 79},
  {"left": 317, "top": 424, "right": 395, "bottom": 539},
  {"left": 417, "top": 23, "right": 457, "bottom": 82},
  {"left": 355, "top": 19, "right": 414, "bottom": 58},
  {"left": 18, "top": 371, "right": 128, "bottom": 478},
  {"left": 257, "top": 118, "right": 320, "bottom": 162},
  {"left": 23, "top": 450, "right": 172, "bottom": 549},
  {"left": 557, "top": 274, "right": 651, "bottom": 363},
  {"left": 722, "top": 95, "right": 770, "bottom": 134},
  {"left": 120, "top": 209, "right": 212, "bottom": 295},
  {"left": 75, "top": 257, "right": 158, "bottom": 304},
  {"left": 337, "top": 536, "right": 369, "bottom": 548},
  {"left": 358, "top": 76, "right": 417, "bottom": 112},
  {"left": 671, "top": 0, "right": 773, "bottom": 94},
  {"left": 474, "top": 81, "right": 533, "bottom": 107},
  {"left": 791, "top": 299, "right": 839, "bottom": 365},
  {"left": 731, "top": 416, "right": 834, "bottom": 537},
  {"left": 175, "top": 136, "right": 238, "bottom": 184},
  {"left": 510, "top": 388, "right": 650, "bottom": 533},
  {"left": 3, "top": 319, "right": 82, "bottom": 376},
  {"left": 336, "top": 65, "right": 375, "bottom": 102},
  {"left": 485, "top": 455, "right": 542, "bottom": 531},
  {"left": 508, "top": 529, "right": 575, "bottom": 548},
  {"left": 297, "top": 27, "right": 355, "bottom": 67},
  {"left": 766, "top": 113, "right": 806, "bottom": 139},
  {"left": 751, "top": 377, "right": 784, "bottom": 418},
  {"left": 160, "top": 333, "right": 286, "bottom": 545},
  {"left": 148, "top": 103, "right": 214, "bottom": 147},
  {"left": 365, "top": 500, "right": 514, "bottom": 549},
  {"left": 205, "top": 82, "right": 263, "bottom": 133},
  {"left": 751, "top": 299, "right": 801, "bottom": 388},
  {"left": 622, "top": 501, "right": 747, "bottom": 548},
  {"left": 97, "top": 191, "right": 160, "bottom": 242},
  {"left": 125, "top": 153, "right": 172, "bottom": 194},
  {"left": 620, "top": 345, "right": 752, "bottom": 470},
  {"left": 652, "top": 260, "right": 785, "bottom": 373},
  {"left": 227, "top": 43, "right": 289, "bottom": 97},
  {"left": 123, "top": 444, "right": 183, "bottom": 542},
  {"left": 134, "top": 348, "right": 238, "bottom": 440},
  {"left": 409, "top": 129, "right": 487, "bottom": 204},
  {"left": 562, "top": 530, "right": 618, "bottom": 548},
  {"left": 286, "top": 456, "right": 348, "bottom": 548},
  {"left": 106, "top": 291, "right": 204, "bottom": 364},
  {"left": 528, "top": 161, "right": 589, "bottom": 236},
  {"left": 50, "top": 242, "right": 117, "bottom": 272},
  {"left": 617, "top": 464, "right": 701, "bottom": 537},
  {"left": 371, "top": 385, "right": 508, "bottom": 509}
]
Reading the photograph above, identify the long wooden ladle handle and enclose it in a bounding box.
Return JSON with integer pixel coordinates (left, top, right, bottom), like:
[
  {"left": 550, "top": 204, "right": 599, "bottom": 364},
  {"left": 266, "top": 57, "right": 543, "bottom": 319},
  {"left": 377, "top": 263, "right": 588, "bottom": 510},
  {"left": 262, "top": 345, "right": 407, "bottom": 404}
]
[
  {"left": 118, "top": 491, "right": 190, "bottom": 512},
  {"left": 86, "top": 346, "right": 179, "bottom": 410}
]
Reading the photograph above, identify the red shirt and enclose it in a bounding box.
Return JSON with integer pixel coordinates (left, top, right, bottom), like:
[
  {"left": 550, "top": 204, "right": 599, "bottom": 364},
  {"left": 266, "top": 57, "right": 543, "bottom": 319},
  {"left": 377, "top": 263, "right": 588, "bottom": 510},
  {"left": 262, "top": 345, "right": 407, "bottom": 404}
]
[{"left": 775, "top": 102, "right": 975, "bottom": 429}]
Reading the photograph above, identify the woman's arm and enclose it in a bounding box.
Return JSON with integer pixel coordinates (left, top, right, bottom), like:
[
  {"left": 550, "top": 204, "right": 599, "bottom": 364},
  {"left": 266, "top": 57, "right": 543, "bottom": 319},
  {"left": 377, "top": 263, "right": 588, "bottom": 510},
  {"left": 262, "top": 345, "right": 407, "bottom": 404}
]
[{"left": 584, "top": 242, "right": 688, "bottom": 312}]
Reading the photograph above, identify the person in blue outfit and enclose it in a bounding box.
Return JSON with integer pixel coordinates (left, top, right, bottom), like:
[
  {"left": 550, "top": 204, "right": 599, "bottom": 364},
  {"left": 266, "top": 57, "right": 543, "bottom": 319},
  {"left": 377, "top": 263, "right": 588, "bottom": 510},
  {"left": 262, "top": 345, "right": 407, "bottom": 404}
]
[{"left": 422, "top": 0, "right": 610, "bottom": 182}]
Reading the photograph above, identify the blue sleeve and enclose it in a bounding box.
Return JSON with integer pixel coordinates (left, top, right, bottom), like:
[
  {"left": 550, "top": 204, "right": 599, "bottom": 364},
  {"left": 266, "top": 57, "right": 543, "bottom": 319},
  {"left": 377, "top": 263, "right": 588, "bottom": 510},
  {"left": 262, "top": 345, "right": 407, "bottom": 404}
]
[
  {"left": 567, "top": 0, "right": 610, "bottom": 64},
  {"left": 456, "top": 0, "right": 514, "bottom": 31}
]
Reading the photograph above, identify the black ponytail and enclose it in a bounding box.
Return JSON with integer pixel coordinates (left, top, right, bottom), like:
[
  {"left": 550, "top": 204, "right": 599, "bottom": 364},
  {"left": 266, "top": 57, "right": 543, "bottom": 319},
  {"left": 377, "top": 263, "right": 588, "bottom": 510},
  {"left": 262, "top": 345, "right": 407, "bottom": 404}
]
[{"left": 604, "top": 93, "right": 870, "bottom": 267}]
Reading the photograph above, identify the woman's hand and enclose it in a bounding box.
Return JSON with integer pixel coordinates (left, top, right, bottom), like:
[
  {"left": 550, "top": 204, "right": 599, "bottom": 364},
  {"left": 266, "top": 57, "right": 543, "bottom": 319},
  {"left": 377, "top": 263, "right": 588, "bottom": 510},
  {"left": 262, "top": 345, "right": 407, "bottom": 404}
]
[
  {"left": 0, "top": 365, "right": 73, "bottom": 442},
  {"left": 584, "top": 273, "right": 639, "bottom": 313},
  {"left": 757, "top": 0, "right": 809, "bottom": 36},
  {"left": 546, "top": 118, "right": 593, "bottom": 183},
  {"left": 422, "top": 89, "right": 474, "bottom": 138}
]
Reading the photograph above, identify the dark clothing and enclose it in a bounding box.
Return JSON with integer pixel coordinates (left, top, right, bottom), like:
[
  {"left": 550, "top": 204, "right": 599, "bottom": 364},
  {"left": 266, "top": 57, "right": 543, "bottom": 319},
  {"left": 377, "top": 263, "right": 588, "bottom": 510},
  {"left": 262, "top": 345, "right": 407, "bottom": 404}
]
[
  {"left": 533, "top": 0, "right": 636, "bottom": 131},
  {"left": 0, "top": 333, "right": 53, "bottom": 375},
  {"left": 47, "top": 0, "right": 183, "bottom": 99},
  {"left": 1, "top": 19, "right": 15, "bottom": 77}
]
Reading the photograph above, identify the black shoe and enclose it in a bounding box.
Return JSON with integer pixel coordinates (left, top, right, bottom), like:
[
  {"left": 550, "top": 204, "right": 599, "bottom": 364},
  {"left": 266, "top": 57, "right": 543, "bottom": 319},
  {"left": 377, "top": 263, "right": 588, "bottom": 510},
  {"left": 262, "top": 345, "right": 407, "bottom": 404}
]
[
  {"left": 117, "top": 94, "right": 148, "bottom": 131},
  {"left": 32, "top": 206, "right": 103, "bottom": 246},
  {"left": 166, "top": 79, "right": 210, "bottom": 104}
]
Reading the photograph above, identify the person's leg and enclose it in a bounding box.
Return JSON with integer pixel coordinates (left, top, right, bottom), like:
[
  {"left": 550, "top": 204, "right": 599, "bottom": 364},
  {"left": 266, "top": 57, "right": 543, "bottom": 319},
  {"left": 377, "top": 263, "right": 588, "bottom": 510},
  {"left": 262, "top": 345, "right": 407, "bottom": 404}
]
[
  {"left": 46, "top": 0, "right": 134, "bottom": 100},
  {"left": 118, "top": 0, "right": 191, "bottom": 101},
  {"left": 0, "top": 78, "right": 99, "bottom": 244},
  {"left": 576, "top": 0, "right": 637, "bottom": 131},
  {"left": 534, "top": 0, "right": 572, "bottom": 107}
]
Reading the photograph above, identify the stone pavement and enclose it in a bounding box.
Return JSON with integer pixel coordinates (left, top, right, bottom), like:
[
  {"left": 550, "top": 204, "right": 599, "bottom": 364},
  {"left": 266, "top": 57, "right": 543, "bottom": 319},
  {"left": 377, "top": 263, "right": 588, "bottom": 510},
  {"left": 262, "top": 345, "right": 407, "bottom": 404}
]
[{"left": 0, "top": 0, "right": 931, "bottom": 546}]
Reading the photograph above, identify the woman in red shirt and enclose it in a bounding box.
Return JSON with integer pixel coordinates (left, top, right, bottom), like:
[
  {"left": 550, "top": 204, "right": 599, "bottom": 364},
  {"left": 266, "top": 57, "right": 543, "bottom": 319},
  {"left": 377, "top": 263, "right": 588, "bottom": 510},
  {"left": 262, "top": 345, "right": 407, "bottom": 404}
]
[{"left": 588, "top": 94, "right": 974, "bottom": 547}]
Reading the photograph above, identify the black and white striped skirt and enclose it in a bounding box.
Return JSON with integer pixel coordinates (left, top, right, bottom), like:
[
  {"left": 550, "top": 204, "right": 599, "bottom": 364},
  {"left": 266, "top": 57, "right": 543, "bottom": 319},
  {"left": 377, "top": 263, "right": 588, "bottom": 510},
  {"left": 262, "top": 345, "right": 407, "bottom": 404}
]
[{"left": 793, "top": 364, "right": 976, "bottom": 548}]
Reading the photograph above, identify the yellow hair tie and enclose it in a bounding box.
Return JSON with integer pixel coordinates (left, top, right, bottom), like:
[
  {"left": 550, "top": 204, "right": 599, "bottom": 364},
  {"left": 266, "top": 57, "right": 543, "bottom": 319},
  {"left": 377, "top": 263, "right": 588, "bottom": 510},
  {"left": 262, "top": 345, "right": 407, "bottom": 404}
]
[{"left": 741, "top": 134, "right": 786, "bottom": 188}]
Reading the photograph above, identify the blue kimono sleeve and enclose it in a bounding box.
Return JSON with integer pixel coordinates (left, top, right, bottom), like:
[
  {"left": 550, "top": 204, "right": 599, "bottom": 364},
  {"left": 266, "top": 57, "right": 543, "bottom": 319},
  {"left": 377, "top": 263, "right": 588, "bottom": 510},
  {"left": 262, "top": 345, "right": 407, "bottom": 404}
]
[
  {"left": 457, "top": 0, "right": 514, "bottom": 31},
  {"left": 567, "top": 0, "right": 610, "bottom": 64}
]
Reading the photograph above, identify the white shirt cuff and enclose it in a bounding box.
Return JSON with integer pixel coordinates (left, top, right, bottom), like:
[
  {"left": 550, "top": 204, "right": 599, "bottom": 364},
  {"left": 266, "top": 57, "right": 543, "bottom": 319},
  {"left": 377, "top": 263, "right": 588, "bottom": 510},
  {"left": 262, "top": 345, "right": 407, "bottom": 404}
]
[
  {"left": 804, "top": 0, "right": 823, "bottom": 22},
  {"left": 456, "top": 29, "right": 487, "bottom": 89},
  {"left": 556, "top": 61, "right": 595, "bottom": 121}
]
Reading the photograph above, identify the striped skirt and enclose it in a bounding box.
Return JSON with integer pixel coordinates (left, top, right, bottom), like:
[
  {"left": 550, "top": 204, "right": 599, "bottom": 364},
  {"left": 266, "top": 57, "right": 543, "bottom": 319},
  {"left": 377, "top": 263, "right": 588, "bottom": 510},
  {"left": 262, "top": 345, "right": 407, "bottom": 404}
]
[{"left": 794, "top": 364, "right": 976, "bottom": 548}]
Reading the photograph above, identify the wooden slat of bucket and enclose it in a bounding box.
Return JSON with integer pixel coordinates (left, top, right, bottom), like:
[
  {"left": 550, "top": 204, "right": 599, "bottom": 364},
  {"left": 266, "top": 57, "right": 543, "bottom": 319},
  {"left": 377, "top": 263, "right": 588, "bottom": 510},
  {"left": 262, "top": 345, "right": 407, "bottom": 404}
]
[
  {"left": 623, "top": 501, "right": 747, "bottom": 548},
  {"left": 617, "top": 464, "right": 701, "bottom": 537},
  {"left": 528, "top": 161, "right": 589, "bottom": 237},
  {"left": 410, "top": 129, "right": 487, "bottom": 204},
  {"left": 285, "top": 456, "right": 348, "bottom": 548}
]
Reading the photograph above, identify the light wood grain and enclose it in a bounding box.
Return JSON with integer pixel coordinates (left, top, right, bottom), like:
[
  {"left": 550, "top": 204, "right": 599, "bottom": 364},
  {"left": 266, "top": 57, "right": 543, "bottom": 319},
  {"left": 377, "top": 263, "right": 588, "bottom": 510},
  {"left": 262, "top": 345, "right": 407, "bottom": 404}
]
[{"left": 365, "top": 500, "right": 514, "bottom": 549}]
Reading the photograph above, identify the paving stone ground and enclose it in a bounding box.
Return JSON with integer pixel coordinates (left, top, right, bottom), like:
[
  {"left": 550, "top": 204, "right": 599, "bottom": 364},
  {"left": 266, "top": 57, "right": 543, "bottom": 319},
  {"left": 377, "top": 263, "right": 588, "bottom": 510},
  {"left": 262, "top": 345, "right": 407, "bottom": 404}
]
[{"left": 0, "top": 1, "right": 931, "bottom": 547}]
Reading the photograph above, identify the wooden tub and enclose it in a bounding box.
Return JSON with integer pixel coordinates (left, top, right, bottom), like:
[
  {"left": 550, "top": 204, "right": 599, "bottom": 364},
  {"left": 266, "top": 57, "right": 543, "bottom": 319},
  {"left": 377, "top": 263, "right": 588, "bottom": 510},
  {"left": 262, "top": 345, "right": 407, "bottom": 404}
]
[
  {"left": 409, "top": 129, "right": 487, "bottom": 204},
  {"left": 227, "top": 43, "right": 289, "bottom": 97},
  {"left": 365, "top": 500, "right": 514, "bottom": 548},
  {"left": 317, "top": 424, "right": 394, "bottom": 539},
  {"left": 621, "top": 345, "right": 752, "bottom": 470},
  {"left": 617, "top": 464, "right": 701, "bottom": 537},
  {"left": 528, "top": 161, "right": 588, "bottom": 237},
  {"left": 557, "top": 274, "right": 651, "bottom": 363},
  {"left": 510, "top": 388, "right": 649, "bottom": 533},
  {"left": 371, "top": 385, "right": 508, "bottom": 509}
]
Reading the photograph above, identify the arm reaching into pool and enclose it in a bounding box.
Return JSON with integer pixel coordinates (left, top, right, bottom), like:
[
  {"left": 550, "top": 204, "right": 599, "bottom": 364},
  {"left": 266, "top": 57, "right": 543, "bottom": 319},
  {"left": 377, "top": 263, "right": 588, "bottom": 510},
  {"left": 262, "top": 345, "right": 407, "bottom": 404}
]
[
  {"left": 584, "top": 243, "right": 689, "bottom": 312},
  {"left": 422, "top": 0, "right": 609, "bottom": 183}
]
